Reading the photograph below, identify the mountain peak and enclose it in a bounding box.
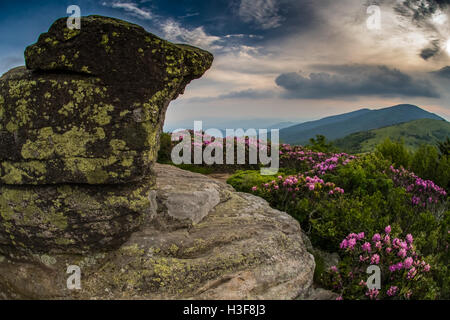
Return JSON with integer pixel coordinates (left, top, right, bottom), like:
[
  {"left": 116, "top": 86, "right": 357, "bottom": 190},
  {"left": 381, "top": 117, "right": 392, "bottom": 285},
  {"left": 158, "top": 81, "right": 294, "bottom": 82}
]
[{"left": 280, "top": 104, "right": 445, "bottom": 144}]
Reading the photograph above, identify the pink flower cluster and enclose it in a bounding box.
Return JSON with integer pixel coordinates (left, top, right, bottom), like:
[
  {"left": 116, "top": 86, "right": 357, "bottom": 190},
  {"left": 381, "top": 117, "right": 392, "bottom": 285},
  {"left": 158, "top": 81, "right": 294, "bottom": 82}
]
[
  {"left": 387, "top": 166, "right": 447, "bottom": 208},
  {"left": 386, "top": 286, "right": 398, "bottom": 297},
  {"left": 251, "top": 173, "right": 345, "bottom": 199},
  {"left": 331, "top": 226, "right": 432, "bottom": 299},
  {"left": 313, "top": 153, "right": 356, "bottom": 175},
  {"left": 278, "top": 144, "right": 356, "bottom": 174}
]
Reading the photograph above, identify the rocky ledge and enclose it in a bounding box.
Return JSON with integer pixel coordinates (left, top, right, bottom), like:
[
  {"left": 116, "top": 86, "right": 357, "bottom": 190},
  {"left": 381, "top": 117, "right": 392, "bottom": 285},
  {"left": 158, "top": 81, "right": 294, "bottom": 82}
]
[{"left": 0, "top": 164, "right": 315, "bottom": 299}]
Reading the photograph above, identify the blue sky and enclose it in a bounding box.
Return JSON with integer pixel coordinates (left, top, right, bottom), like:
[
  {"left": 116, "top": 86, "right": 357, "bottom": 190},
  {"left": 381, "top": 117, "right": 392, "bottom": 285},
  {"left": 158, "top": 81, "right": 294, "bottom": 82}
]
[{"left": 1, "top": 0, "right": 450, "bottom": 130}]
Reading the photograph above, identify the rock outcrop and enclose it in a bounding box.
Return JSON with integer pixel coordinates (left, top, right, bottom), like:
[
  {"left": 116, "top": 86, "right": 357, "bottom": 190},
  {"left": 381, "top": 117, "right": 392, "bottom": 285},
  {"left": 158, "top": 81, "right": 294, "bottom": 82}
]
[
  {"left": 1, "top": 16, "right": 213, "bottom": 185},
  {"left": 0, "top": 15, "right": 212, "bottom": 254},
  {"left": 0, "top": 164, "right": 315, "bottom": 299},
  {"left": 0, "top": 15, "right": 316, "bottom": 300}
]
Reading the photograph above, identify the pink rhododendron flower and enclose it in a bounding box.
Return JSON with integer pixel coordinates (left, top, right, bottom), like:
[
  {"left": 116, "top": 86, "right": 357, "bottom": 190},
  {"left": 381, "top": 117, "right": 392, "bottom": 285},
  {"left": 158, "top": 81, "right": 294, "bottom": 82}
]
[
  {"left": 406, "top": 234, "right": 414, "bottom": 244},
  {"left": 372, "top": 233, "right": 381, "bottom": 242},
  {"left": 387, "top": 286, "right": 398, "bottom": 297},
  {"left": 398, "top": 248, "right": 407, "bottom": 258},
  {"left": 385, "top": 225, "right": 391, "bottom": 234},
  {"left": 371, "top": 254, "right": 380, "bottom": 264},
  {"left": 404, "top": 257, "right": 413, "bottom": 269},
  {"left": 361, "top": 242, "right": 371, "bottom": 252},
  {"left": 365, "top": 289, "right": 379, "bottom": 300},
  {"left": 348, "top": 238, "right": 357, "bottom": 250},
  {"left": 340, "top": 239, "right": 348, "bottom": 249}
]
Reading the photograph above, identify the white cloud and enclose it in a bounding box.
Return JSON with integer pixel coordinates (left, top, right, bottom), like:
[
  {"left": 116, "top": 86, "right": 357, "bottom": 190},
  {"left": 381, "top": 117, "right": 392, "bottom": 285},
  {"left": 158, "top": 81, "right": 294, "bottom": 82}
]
[
  {"left": 238, "top": 0, "right": 284, "bottom": 30},
  {"left": 102, "top": 1, "right": 152, "bottom": 20},
  {"left": 161, "top": 20, "right": 222, "bottom": 50}
]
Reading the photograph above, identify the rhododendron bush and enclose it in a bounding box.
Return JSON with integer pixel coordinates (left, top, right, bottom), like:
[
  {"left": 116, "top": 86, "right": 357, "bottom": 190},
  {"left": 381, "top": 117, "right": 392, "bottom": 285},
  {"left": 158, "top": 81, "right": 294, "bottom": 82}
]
[
  {"left": 228, "top": 149, "right": 449, "bottom": 299},
  {"left": 161, "top": 133, "right": 449, "bottom": 299},
  {"left": 322, "top": 227, "right": 437, "bottom": 300}
]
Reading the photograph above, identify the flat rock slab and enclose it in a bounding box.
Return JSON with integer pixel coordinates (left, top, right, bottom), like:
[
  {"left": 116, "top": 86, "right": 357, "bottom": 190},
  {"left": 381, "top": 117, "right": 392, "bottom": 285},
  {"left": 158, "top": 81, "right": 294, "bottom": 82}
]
[{"left": 0, "top": 165, "right": 315, "bottom": 300}]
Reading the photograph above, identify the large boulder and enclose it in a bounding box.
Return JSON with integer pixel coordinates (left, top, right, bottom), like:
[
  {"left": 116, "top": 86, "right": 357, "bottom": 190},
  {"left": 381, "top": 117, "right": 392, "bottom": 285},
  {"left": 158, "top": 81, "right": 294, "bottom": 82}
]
[
  {"left": 0, "top": 164, "right": 315, "bottom": 300},
  {"left": 0, "top": 15, "right": 213, "bottom": 185},
  {"left": 25, "top": 15, "right": 212, "bottom": 87},
  {"left": 0, "top": 15, "right": 212, "bottom": 254}
]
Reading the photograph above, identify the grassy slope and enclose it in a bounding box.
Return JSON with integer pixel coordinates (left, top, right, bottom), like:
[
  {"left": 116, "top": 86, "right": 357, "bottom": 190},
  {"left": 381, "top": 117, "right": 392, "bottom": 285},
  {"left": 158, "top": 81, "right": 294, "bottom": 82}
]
[{"left": 334, "top": 119, "right": 450, "bottom": 153}]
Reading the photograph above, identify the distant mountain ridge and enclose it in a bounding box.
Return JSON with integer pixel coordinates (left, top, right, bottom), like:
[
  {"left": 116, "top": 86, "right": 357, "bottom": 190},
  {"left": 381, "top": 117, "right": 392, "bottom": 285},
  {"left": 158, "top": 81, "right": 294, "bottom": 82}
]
[
  {"left": 334, "top": 119, "right": 450, "bottom": 153},
  {"left": 280, "top": 104, "right": 445, "bottom": 145}
]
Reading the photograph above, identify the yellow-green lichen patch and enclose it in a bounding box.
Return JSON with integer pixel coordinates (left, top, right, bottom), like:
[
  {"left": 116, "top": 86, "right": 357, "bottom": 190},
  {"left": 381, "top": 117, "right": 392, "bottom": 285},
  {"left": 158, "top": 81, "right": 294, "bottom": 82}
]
[
  {"left": 21, "top": 126, "right": 104, "bottom": 160},
  {"left": 6, "top": 121, "right": 18, "bottom": 133},
  {"left": 100, "top": 34, "right": 111, "bottom": 53},
  {"left": 79, "top": 100, "right": 113, "bottom": 126},
  {"left": 81, "top": 66, "right": 91, "bottom": 74},
  {"left": 0, "top": 186, "right": 68, "bottom": 232},
  {"left": 58, "top": 101, "right": 75, "bottom": 116},
  {"left": 63, "top": 28, "right": 81, "bottom": 41},
  {"left": 0, "top": 161, "right": 47, "bottom": 184},
  {"left": 92, "top": 103, "right": 114, "bottom": 125},
  {"left": 110, "top": 139, "right": 128, "bottom": 154}
]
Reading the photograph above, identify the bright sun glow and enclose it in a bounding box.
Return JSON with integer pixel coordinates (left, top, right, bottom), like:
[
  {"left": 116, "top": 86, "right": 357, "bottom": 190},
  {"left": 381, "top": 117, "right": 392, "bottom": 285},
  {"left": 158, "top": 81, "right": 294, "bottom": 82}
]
[
  {"left": 446, "top": 39, "right": 450, "bottom": 55},
  {"left": 431, "top": 12, "right": 448, "bottom": 25}
]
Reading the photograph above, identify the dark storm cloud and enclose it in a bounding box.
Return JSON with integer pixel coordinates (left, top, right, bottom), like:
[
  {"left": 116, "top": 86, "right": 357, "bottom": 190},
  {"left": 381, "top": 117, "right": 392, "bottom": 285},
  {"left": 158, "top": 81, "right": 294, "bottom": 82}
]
[
  {"left": 432, "top": 66, "right": 450, "bottom": 78},
  {"left": 187, "top": 89, "right": 278, "bottom": 103},
  {"left": 395, "top": 0, "right": 450, "bottom": 20},
  {"left": 394, "top": 0, "right": 450, "bottom": 60},
  {"left": 275, "top": 65, "right": 440, "bottom": 99},
  {"left": 218, "top": 89, "right": 276, "bottom": 99},
  {"left": 420, "top": 40, "right": 441, "bottom": 60}
]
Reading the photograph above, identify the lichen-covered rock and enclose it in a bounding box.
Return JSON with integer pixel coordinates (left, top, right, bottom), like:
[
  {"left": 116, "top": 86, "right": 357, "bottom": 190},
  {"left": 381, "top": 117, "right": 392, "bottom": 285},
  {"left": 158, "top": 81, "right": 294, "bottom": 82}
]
[
  {"left": 0, "top": 165, "right": 315, "bottom": 300},
  {"left": 0, "top": 15, "right": 212, "bottom": 255},
  {"left": 24, "top": 15, "right": 213, "bottom": 87},
  {"left": 0, "top": 15, "right": 213, "bottom": 185},
  {"left": 0, "top": 178, "right": 156, "bottom": 255},
  {"left": 0, "top": 68, "right": 160, "bottom": 184}
]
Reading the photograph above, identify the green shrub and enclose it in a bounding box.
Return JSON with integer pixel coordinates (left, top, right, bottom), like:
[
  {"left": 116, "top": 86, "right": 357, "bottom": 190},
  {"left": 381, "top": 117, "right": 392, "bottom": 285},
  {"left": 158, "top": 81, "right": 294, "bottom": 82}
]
[
  {"left": 326, "top": 154, "right": 393, "bottom": 197},
  {"left": 306, "top": 135, "right": 337, "bottom": 153},
  {"left": 227, "top": 170, "right": 280, "bottom": 192},
  {"left": 376, "top": 138, "right": 410, "bottom": 168},
  {"left": 410, "top": 145, "right": 440, "bottom": 183}
]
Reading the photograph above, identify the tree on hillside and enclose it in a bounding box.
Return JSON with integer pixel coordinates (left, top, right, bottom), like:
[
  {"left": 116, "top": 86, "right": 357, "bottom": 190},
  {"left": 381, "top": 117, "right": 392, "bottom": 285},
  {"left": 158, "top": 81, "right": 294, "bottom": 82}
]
[
  {"left": 437, "top": 137, "right": 450, "bottom": 157},
  {"left": 376, "top": 138, "right": 410, "bottom": 168},
  {"left": 307, "top": 135, "right": 336, "bottom": 153}
]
